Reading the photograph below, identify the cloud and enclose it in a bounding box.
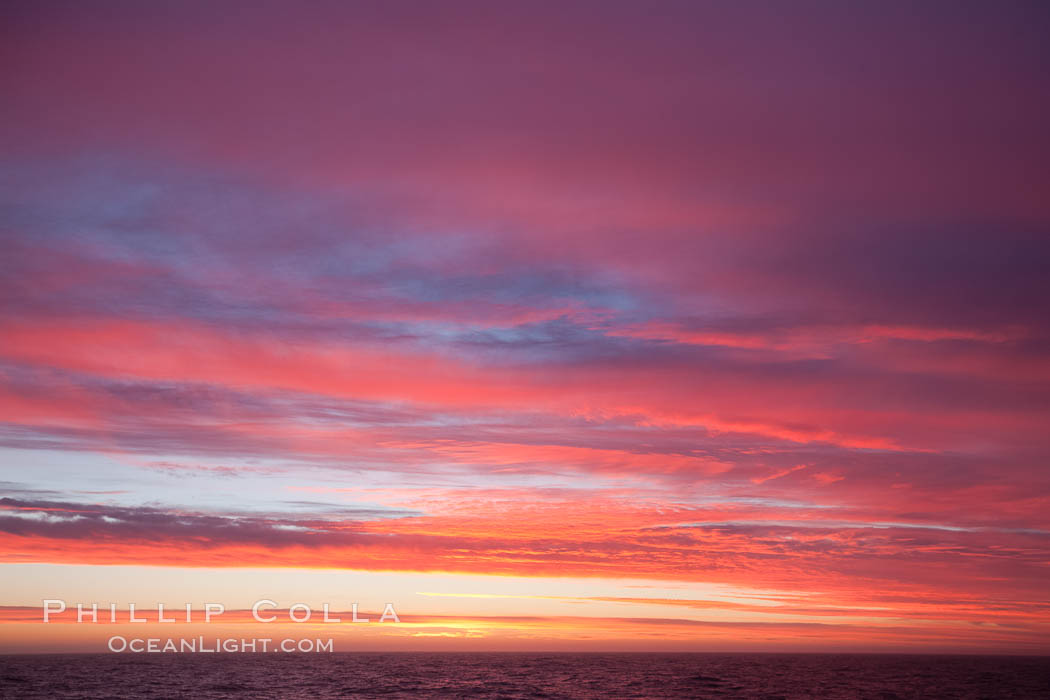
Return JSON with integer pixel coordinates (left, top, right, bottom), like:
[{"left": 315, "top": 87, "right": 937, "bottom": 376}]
[{"left": 1, "top": 0, "right": 1049, "bottom": 652}]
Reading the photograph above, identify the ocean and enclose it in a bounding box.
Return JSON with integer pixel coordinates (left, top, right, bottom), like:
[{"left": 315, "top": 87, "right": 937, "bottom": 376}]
[{"left": 1, "top": 652, "right": 1048, "bottom": 698}]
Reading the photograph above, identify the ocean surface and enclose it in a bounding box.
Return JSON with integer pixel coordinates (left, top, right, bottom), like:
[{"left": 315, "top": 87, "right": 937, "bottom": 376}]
[{"left": 1, "top": 652, "right": 1048, "bottom": 699}]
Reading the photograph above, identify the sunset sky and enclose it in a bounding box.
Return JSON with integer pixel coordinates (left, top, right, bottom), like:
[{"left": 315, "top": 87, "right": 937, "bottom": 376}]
[{"left": 1, "top": 0, "right": 1049, "bottom": 654}]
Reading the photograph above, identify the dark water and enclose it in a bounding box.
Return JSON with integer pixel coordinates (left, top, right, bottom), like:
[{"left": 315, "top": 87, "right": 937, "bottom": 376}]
[{"left": 1, "top": 653, "right": 1048, "bottom": 699}]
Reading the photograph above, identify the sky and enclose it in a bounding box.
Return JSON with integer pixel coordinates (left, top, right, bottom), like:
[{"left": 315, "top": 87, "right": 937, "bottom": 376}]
[{"left": 1, "top": 0, "right": 1049, "bottom": 653}]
